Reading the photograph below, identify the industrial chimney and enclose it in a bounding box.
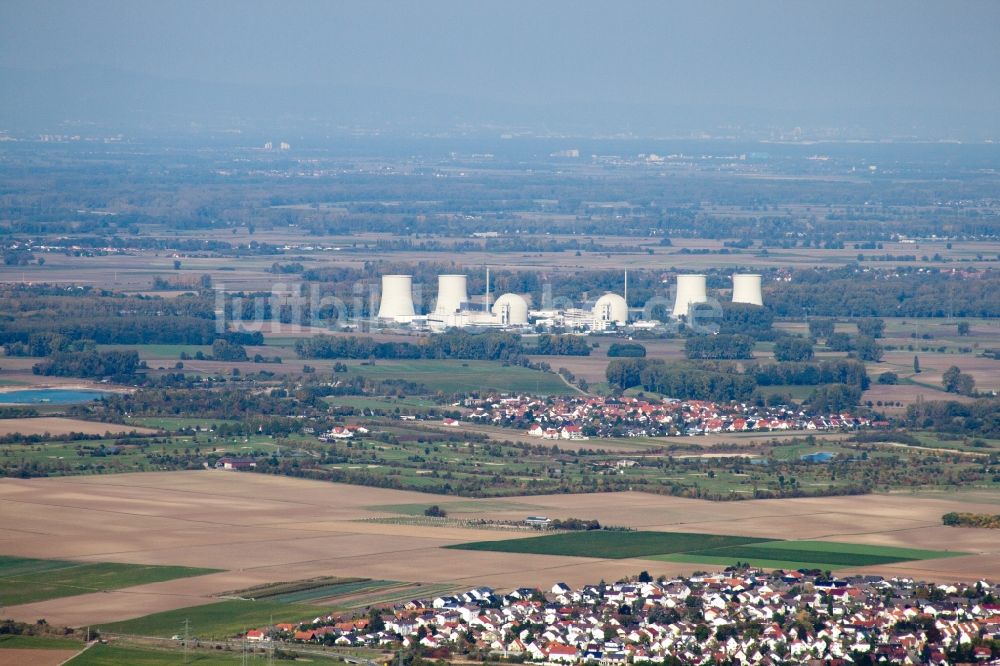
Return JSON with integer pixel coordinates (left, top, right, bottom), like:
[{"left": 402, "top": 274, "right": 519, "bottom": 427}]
[
  {"left": 732, "top": 273, "right": 763, "bottom": 306},
  {"left": 672, "top": 274, "right": 708, "bottom": 317},
  {"left": 434, "top": 274, "right": 468, "bottom": 315},
  {"left": 377, "top": 275, "right": 417, "bottom": 322}
]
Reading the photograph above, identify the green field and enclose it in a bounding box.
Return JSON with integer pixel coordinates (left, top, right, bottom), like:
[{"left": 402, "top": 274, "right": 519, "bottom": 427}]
[
  {"left": 100, "top": 600, "right": 320, "bottom": 639},
  {"left": 268, "top": 579, "right": 399, "bottom": 604},
  {"left": 0, "top": 634, "right": 83, "bottom": 650},
  {"left": 342, "top": 359, "right": 573, "bottom": 395},
  {"left": 124, "top": 416, "right": 239, "bottom": 430},
  {"left": 648, "top": 538, "right": 964, "bottom": 571},
  {"left": 0, "top": 556, "right": 220, "bottom": 605},
  {"left": 66, "top": 644, "right": 247, "bottom": 665},
  {"left": 450, "top": 533, "right": 962, "bottom": 570},
  {"left": 449, "top": 531, "right": 771, "bottom": 559},
  {"left": 325, "top": 395, "right": 441, "bottom": 410}
]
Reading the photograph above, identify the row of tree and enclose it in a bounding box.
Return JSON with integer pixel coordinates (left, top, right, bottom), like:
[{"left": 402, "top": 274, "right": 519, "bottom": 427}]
[{"left": 296, "top": 331, "right": 590, "bottom": 361}]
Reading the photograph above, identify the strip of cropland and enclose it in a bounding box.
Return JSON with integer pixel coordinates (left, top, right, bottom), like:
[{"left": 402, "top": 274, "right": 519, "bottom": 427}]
[
  {"left": 448, "top": 530, "right": 771, "bottom": 559},
  {"left": 0, "top": 556, "right": 219, "bottom": 605},
  {"left": 449, "top": 532, "right": 963, "bottom": 571}
]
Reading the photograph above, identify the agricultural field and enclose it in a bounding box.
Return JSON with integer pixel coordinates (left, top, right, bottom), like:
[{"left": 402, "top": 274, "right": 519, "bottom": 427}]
[
  {"left": 650, "top": 540, "right": 960, "bottom": 571},
  {"left": 0, "top": 471, "right": 997, "bottom": 630},
  {"left": 0, "top": 417, "right": 157, "bottom": 437},
  {"left": 100, "top": 600, "right": 322, "bottom": 640},
  {"left": 449, "top": 531, "right": 961, "bottom": 571},
  {"left": 65, "top": 644, "right": 254, "bottom": 665},
  {"left": 336, "top": 359, "right": 573, "bottom": 395},
  {"left": 450, "top": 531, "right": 770, "bottom": 559},
  {"left": 0, "top": 555, "right": 218, "bottom": 605}
]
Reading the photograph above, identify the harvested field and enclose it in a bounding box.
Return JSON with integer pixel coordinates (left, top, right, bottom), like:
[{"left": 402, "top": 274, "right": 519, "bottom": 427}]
[
  {"left": 0, "top": 648, "right": 82, "bottom": 666},
  {"left": 0, "top": 417, "right": 158, "bottom": 437},
  {"left": 0, "top": 472, "right": 997, "bottom": 627}
]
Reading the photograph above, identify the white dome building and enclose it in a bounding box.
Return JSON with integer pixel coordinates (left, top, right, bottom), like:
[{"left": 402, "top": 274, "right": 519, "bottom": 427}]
[
  {"left": 492, "top": 293, "right": 529, "bottom": 326},
  {"left": 593, "top": 293, "right": 628, "bottom": 326}
]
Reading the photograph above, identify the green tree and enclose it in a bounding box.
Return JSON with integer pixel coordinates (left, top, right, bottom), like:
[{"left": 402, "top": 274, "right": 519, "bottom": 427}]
[
  {"left": 943, "top": 366, "right": 962, "bottom": 393},
  {"left": 913, "top": 355, "right": 921, "bottom": 373},
  {"left": 854, "top": 336, "right": 884, "bottom": 362},
  {"left": 877, "top": 372, "right": 898, "bottom": 385},
  {"left": 857, "top": 318, "right": 885, "bottom": 338},
  {"left": 808, "top": 319, "right": 835, "bottom": 340},
  {"left": 774, "top": 337, "right": 814, "bottom": 362}
]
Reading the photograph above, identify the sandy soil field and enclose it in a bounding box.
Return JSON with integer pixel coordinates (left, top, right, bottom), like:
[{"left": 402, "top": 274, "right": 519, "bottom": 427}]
[
  {"left": 0, "top": 417, "right": 158, "bottom": 437},
  {"left": 0, "top": 416, "right": 159, "bottom": 435},
  {"left": 0, "top": 648, "right": 83, "bottom": 665},
  {"left": 0, "top": 471, "right": 996, "bottom": 627}
]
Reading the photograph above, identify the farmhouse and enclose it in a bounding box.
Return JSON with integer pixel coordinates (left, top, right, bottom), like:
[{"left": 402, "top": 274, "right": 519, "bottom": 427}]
[{"left": 215, "top": 456, "right": 256, "bottom": 470}]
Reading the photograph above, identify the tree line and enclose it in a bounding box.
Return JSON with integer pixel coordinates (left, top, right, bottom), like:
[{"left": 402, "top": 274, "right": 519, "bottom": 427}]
[{"left": 295, "top": 331, "right": 589, "bottom": 361}]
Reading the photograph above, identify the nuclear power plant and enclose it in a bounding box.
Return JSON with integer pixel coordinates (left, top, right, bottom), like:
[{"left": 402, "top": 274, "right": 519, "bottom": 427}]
[
  {"left": 732, "top": 273, "right": 764, "bottom": 306},
  {"left": 376, "top": 275, "right": 417, "bottom": 322},
  {"left": 375, "top": 269, "right": 763, "bottom": 331},
  {"left": 672, "top": 274, "right": 708, "bottom": 318},
  {"left": 433, "top": 275, "right": 469, "bottom": 315}
]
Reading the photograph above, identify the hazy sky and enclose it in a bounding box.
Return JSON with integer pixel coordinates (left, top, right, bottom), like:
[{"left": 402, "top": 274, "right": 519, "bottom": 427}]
[{"left": 3, "top": 1, "right": 1000, "bottom": 133}]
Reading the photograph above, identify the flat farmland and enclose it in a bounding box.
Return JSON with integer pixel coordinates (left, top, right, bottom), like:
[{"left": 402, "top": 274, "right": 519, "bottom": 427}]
[
  {"left": 0, "top": 417, "right": 159, "bottom": 437},
  {"left": 336, "top": 359, "right": 573, "bottom": 394},
  {"left": 0, "top": 472, "right": 998, "bottom": 628}
]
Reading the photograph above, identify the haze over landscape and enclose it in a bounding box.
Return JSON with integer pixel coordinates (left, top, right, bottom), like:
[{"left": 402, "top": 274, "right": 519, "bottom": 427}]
[{"left": 3, "top": 1, "right": 1000, "bottom": 139}]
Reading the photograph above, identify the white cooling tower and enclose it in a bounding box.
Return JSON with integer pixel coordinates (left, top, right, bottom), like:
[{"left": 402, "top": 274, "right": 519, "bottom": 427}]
[
  {"left": 492, "top": 293, "right": 529, "bottom": 326},
  {"left": 732, "top": 273, "right": 763, "bottom": 306},
  {"left": 593, "top": 293, "right": 628, "bottom": 325},
  {"left": 672, "top": 274, "right": 708, "bottom": 317},
  {"left": 377, "top": 275, "right": 416, "bottom": 322},
  {"left": 434, "top": 274, "right": 468, "bottom": 315}
]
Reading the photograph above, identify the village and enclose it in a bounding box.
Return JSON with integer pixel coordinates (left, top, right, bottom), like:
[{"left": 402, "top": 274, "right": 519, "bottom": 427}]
[
  {"left": 459, "top": 395, "right": 882, "bottom": 440},
  {"left": 242, "top": 570, "right": 1000, "bottom": 665}
]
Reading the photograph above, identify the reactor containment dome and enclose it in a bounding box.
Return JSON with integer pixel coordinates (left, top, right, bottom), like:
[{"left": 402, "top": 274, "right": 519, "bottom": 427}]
[
  {"left": 731, "top": 273, "right": 763, "bottom": 306},
  {"left": 593, "top": 293, "right": 628, "bottom": 325},
  {"left": 377, "top": 274, "right": 417, "bottom": 322},
  {"left": 434, "top": 274, "right": 469, "bottom": 315},
  {"left": 492, "top": 293, "right": 529, "bottom": 326},
  {"left": 672, "top": 274, "right": 708, "bottom": 317}
]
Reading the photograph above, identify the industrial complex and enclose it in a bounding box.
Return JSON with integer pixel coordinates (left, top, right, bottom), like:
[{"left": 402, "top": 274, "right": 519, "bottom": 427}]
[{"left": 374, "top": 271, "right": 764, "bottom": 332}]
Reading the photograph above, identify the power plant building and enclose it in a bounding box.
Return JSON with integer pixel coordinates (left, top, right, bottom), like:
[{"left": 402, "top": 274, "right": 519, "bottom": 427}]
[
  {"left": 376, "top": 269, "right": 755, "bottom": 331},
  {"left": 593, "top": 293, "right": 628, "bottom": 328},
  {"left": 731, "top": 273, "right": 764, "bottom": 306},
  {"left": 492, "top": 293, "right": 529, "bottom": 326},
  {"left": 376, "top": 275, "right": 417, "bottom": 323},
  {"left": 433, "top": 274, "right": 469, "bottom": 315},
  {"left": 672, "top": 274, "right": 708, "bottom": 318}
]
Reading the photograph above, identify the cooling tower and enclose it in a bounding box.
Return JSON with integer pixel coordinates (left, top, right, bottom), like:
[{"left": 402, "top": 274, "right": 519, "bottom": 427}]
[
  {"left": 492, "top": 293, "right": 529, "bottom": 325},
  {"left": 593, "top": 293, "right": 628, "bottom": 325},
  {"left": 377, "top": 275, "right": 416, "bottom": 322},
  {"left": 732, "top": 273, "right": 763, "bottom": 306},
  {"left": 672, "top": 274, "right": 708, "bottom": 317},
  {"left": 434, "top": 274, "right": 468, "bottom": 315}
]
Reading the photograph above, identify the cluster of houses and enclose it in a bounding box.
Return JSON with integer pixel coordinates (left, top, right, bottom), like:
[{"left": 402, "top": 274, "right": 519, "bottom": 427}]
[
  {"left": 459, "top": 395, "right": 882, "bottom": 440},
  {"left": 246, "top": 571, "right": 1000, "bottom": 665},
  {"left": 318, "top": 424, "right": 370, "bottom": 441}
]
